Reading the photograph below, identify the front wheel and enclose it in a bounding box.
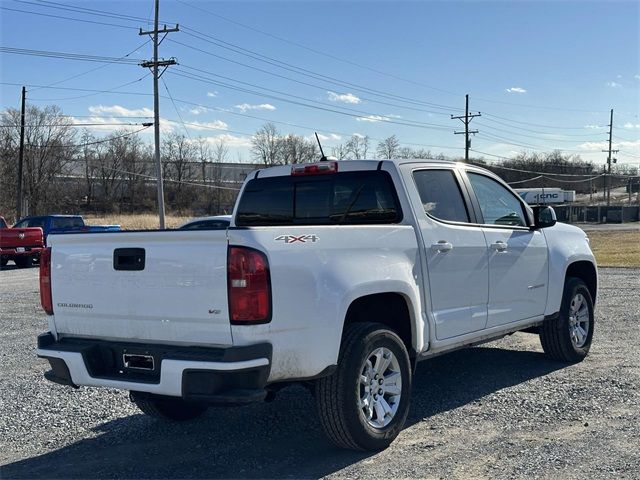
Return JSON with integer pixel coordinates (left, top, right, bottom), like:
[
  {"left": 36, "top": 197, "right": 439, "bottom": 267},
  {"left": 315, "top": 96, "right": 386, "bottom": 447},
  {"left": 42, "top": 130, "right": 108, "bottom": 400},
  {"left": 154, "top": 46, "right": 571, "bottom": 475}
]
[
  {"left": 315, "top": 323, "right": 412, "bottom": 451},
  {"left": 540, "top": 277, "right": 595, "bottom": 362},
  {"left": 130, "top": 391, "right": 208, "bottom": 421}
]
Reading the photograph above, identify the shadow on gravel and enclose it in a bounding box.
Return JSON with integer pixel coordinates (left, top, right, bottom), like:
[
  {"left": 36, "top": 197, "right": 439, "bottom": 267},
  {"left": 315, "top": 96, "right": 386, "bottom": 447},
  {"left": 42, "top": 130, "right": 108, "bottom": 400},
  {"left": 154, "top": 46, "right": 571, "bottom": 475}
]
[{"left": 2, "top": 345, "right": 566, "bottom": 479}]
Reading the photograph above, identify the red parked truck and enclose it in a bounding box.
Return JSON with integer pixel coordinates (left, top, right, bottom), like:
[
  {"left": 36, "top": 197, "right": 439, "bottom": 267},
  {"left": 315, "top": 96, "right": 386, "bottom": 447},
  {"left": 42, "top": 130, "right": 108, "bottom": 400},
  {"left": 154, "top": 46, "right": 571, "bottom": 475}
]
[{"left": 0, "top": 216, "right": 44, "bottom": 268}]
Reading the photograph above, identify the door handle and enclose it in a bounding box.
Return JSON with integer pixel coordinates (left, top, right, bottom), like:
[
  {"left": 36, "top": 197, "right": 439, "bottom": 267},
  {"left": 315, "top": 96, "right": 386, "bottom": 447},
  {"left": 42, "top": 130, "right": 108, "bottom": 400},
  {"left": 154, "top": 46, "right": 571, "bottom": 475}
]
[
  {"left": 490, "top": 241, "right": 508, "bottom": 252},
  {"left": 432, "top": 240, "right": 453, "bottom": 252}
]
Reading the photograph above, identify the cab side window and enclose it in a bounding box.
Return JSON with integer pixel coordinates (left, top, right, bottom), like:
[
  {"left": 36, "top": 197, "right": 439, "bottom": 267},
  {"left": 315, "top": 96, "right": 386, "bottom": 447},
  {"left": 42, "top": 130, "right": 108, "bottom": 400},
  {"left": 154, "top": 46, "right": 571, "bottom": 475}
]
[
  {"left": 467, "top": 173, "right": 527, "bottom": 227},
  {"left": 412, "top": 169, "right": 470, "bottom": 223}
]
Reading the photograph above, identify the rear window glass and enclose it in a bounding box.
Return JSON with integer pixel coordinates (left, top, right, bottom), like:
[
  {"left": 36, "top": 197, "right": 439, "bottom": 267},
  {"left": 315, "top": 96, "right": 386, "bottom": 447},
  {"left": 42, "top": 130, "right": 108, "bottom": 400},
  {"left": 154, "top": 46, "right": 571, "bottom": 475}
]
[
  {"left": 0, "top": 218, "right": 6, "bottom": 228},
  {"left": 236, "top": 171, "right": 402, "bottom": 226},
  {"left": 52, "top": 217, "right": 84, "bottom": 228}
]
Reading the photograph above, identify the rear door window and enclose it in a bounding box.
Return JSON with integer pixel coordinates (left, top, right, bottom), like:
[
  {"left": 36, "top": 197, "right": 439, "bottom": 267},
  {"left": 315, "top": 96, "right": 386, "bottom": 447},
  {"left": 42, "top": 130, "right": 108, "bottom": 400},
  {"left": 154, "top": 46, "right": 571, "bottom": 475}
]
[
  {"left": 236, "top": 171, "right": 402, "bottom": 226},
  {"left": 412, "top": 169, "right": 470, "bottom": 223}
]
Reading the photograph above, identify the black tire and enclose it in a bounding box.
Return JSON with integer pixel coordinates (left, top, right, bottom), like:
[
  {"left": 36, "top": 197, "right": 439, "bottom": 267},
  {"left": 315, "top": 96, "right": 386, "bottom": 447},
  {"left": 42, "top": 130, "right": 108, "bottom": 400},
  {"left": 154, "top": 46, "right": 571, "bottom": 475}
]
[
  {"left": 0, "top": 258, "right": 7, "bottom": 269},
  {"left": 315, "top": 322, "right": 412, "bottom": 451},
  {"left": 130, "top": 391, "right": 208, "bottom": 421},
  {"left": 14, "top": 257, "right": 30, "bottom": 268},
  {"left": 540, "top": 277, "right": 595, "bottom": 362}
]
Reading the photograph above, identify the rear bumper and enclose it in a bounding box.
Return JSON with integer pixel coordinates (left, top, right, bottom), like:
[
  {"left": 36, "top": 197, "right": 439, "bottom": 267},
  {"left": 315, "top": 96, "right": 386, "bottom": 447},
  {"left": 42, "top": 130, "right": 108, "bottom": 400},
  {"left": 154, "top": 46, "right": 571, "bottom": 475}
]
[
  {"left": 36, "top": 332, "right": 272, "bottom": 405},
  {"left": 0, "top": 246, "right": 43, "bottom": 258}
]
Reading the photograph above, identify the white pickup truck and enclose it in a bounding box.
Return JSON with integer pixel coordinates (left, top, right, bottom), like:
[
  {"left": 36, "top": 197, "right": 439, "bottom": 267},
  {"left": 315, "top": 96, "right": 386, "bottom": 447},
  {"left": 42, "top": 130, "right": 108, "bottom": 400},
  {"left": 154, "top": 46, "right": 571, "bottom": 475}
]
[{"left": 37, "top": 159, "right": 597, "bottom": 451}]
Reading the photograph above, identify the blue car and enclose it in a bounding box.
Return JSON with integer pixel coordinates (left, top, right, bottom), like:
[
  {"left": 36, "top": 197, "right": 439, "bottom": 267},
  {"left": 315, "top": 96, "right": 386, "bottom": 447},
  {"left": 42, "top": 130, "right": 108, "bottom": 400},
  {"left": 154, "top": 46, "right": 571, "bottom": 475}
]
[{"left": 13, "top": 215, "right": 120, "bottom": 243}]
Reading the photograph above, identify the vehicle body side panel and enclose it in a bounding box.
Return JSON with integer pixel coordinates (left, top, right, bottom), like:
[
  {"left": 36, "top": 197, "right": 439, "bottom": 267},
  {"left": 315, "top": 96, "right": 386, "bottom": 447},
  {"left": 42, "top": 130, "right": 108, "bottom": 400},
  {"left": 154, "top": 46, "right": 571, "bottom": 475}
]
[
  {"left": 228, "top": 225, "right": 422, "bottom": 381},
  {"left": 542, "top": 222, "right": 597, "bottom": 315}
]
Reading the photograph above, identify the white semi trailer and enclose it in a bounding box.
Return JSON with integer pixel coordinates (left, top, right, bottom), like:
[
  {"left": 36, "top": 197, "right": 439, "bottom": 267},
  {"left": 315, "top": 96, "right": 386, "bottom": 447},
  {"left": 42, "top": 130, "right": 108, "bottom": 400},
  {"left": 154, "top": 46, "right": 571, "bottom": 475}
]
[{"left": 515, "top": 188, "right": 576, "bottom": 205}]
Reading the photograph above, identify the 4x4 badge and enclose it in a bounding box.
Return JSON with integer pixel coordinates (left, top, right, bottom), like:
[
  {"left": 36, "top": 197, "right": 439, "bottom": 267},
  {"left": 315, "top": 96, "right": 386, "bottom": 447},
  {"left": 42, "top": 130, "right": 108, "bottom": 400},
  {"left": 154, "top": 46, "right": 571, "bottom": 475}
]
[{"left": 275, "top": 234, "right": 319, "bottom": 244}]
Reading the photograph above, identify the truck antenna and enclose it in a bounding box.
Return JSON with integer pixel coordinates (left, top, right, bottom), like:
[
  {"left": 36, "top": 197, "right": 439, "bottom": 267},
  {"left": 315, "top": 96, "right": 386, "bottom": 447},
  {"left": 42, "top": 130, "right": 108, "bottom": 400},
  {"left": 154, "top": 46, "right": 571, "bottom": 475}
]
[{"left": 315, "top": 132, "right": 327, "bottom": 161}]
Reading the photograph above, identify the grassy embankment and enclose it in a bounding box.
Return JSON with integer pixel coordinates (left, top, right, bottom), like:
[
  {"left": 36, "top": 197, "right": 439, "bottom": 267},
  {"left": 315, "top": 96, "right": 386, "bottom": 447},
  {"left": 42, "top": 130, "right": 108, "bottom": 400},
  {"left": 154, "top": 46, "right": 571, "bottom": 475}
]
[
  {"left": 85, "top": 214, "right": 640, "bottom": 268},
  {"left": 586, "top": 230, "right": 640, "bottom": 268}
]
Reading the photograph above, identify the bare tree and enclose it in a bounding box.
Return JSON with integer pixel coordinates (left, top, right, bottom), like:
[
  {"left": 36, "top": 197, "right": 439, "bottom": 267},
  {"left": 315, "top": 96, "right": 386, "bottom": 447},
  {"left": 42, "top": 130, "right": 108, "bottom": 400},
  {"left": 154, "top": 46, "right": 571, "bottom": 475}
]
[
  {"left": 251, "top": 123, "right": 281, "bottom": 166},
  {"left": 0, "top": 105, "right": 76, "bottom": 214},
  {"left": 278, "top": 134, "right": 318, "bottom": 164},
  {"left": 346, "top": 134, "right": 370, "bottom": 159},
  {"left": 376, "top": 135, "right": 400, "bottom": 159},
  {"left": 331, "top": 142, "right": 349, "bottom": 160}
]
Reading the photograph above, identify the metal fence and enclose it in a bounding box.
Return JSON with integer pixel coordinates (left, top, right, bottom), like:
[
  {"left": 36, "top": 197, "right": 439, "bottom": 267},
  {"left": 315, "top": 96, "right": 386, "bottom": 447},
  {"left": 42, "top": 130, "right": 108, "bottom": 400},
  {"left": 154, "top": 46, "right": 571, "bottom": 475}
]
[{"left": 554, "top": 205, "right": 640, "bottom": 224}]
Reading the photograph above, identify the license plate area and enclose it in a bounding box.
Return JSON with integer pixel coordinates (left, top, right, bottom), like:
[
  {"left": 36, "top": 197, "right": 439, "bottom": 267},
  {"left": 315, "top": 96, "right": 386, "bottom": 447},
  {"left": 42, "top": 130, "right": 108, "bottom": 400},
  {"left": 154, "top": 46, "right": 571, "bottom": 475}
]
[
  {"left": 16, "top": 247, "right": 25, "bottom": 253},
  {"left": 123, "top": 354, "right": 155, "bottom": 371}
]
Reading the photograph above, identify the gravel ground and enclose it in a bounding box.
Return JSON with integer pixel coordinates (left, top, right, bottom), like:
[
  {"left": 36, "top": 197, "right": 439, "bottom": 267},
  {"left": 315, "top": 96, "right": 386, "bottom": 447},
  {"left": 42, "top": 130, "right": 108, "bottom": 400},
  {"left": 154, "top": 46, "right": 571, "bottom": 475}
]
[{"left": 0, "top": 266, "right": 638, "bottom": 479}]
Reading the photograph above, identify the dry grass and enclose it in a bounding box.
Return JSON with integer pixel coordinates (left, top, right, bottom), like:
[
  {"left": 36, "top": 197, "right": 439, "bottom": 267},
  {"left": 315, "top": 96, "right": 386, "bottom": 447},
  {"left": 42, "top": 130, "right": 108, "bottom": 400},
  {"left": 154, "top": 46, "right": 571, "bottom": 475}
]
[
  {"left": 587, "top": 230, "right": 640, "bottom": 268},
  {"left": 83, "top": 214, "right": 191, "bottom": 230}
]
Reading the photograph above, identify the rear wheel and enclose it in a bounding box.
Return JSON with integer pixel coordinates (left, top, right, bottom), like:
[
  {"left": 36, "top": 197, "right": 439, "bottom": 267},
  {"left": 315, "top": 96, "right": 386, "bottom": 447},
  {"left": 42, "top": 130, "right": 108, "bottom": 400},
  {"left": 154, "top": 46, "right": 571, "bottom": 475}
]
[
  {"left": 540, "top": 277, "right": 594, "bottom": 362},
  {"left": 315, "top": 322, "right": 412, "bottom": 451},
  {"left": 0, "top": 258, "right": 7, "bottom": 269},
  {"left": 130, "top": 391, "right": 208, "bottom": 421}
]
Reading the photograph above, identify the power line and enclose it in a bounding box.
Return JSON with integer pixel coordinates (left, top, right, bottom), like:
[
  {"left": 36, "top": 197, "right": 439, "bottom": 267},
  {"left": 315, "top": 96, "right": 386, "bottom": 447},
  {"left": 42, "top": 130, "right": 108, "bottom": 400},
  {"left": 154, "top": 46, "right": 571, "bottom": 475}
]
[
  {"left": 25, "top": 75, "right": 151, "bottom": 101},
  {"left": 28, "top": 40, "right": 151, "bottom": 92},
  {"left": 162, "top": 77, "right": 192, "bottom": 140},
  {"left": 175, "top": 0, "right": 462, "bottom": 99},
  {"left": 169, "top": 69, "right": 455, "bottom": 131},
  {"left": 170, "top": 35, "right": 459, "bottom": 114},
  {"left": 24, "top": 125, "right": 151, "bottom": 148},
  {"left": 168, "top": 38, "right": 454, "bottom": 117},
  {"left": 14, "top": 0, "right": 155, "bottom": 24},
  {"left": 0, "top": 46, "right": 144, "bottom": 64},
  {"left": 102, "top": 166, "right": 241, "bottom": 191},
  {"left": 482, "top": 112, "right": 608, "bottom": 130},
  {"left": 477, "top": 122, "right": 605, "bottom": 143},
  {"left": 480, "top": 117, "right": 608, "bottom": 138},
  {"left": 0, "top": 6, "right": 137, "bottom": 29}
]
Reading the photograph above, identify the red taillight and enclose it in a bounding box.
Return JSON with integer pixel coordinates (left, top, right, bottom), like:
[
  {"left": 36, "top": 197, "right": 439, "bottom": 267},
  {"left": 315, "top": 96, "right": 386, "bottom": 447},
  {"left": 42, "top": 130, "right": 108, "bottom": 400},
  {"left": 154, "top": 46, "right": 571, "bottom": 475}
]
[
  {"left": 40, "top": 247, "right": 53, "bottom": 315},
  {"left": 291, "top": 161, "right": 338, "bottom": 176},
  {"left": 228, "top": 247, "right": 271, "bottom": 324}
]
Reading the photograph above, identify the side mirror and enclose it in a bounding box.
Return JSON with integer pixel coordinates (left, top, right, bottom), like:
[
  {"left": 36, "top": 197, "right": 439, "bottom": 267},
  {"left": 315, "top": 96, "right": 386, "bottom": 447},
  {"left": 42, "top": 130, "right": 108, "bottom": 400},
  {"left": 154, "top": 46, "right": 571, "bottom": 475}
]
[{"left": 532, "top": 205, "right": 557, "bottom": 229}]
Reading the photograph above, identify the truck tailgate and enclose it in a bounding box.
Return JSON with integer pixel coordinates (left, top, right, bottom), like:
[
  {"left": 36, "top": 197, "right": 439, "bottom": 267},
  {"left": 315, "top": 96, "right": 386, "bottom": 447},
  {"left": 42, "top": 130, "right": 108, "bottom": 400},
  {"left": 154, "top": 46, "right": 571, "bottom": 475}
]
[{"left": 49, "top": 230, "right": 232, "bottom": 346}]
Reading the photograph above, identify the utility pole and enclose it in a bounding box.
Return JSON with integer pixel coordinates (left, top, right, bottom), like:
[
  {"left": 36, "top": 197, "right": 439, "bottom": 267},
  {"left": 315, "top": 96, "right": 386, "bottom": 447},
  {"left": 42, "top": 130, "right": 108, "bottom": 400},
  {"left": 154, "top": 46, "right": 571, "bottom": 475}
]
[
  {"left": 452, "top": 94, "right": 481, "bottom": 162},
  {"left": 602, "top": 109, "right": 618, "bottom": 206},
  {"left": 16, "top": 86, "right": 26, "bottom": 221},
  {"left": 139, "top": 0, "right": 178, "bottom": 229}
]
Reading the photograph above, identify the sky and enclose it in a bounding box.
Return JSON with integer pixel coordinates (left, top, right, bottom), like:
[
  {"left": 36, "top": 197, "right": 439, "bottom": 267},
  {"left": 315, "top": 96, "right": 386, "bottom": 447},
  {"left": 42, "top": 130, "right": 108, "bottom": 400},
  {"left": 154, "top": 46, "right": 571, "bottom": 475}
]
[{"left": 1, "top": 0, "right": 639, "bottom": 166}]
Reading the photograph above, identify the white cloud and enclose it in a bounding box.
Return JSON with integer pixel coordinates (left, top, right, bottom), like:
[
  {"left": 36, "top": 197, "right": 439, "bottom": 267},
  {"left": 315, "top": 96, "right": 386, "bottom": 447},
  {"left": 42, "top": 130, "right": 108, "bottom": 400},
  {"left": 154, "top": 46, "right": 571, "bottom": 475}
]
[
  {"left": 203, "top": 134, "right": 251, "bottom": 148},
  {"left": 616, "top": 74, "right": 623, "bottom": 79},
  {"left": 235, "top": 103, "right": 276, "bottom": 112},
  {"left": 72, "top": 105, "right": 157, "bottom": 133},
  {"left": 505, "top": 87, "right": 527, "bottom": 94},
  {"left": 206, "top": 91, "right": 218, "bottom": 98},
  {"left": 313, "top": 133, "right": 342, "bottom": 142},
  {"left": 327, "top": 91, "right": 361, "bottom": 104},
  {"left": 584, "top": 124, "right": 604, "bottom": 129},
  {"left": 624, "top": 123, "right": 640, "bottom": 129},
  {"left": 635, "top": 74, "right": 640, "bottom": 80},
  {"left": 88, "top": 105, "right": 154, "bottom": 117},
  {"left": 356, "top": 115, "right": 389, "bottom": 123},
  {"left": 178, "top": 120, "right": 228, "bottom": 132},
  {"left": 606, "top": 81, "right": 622, "bottom": 88},
  {"left": 578, "top": 139, "right": 640, "bottom": 151},
  {"left": 188, "top": 106, "right": 209, "bottom": 115},
  {"left": 352, "top": 133, "right": 366, "bottom": 139}
]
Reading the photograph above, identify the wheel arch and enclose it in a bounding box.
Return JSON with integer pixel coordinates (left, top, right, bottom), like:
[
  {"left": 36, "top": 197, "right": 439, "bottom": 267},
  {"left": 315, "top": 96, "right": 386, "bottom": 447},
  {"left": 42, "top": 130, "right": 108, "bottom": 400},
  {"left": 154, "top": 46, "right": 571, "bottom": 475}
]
[
  {"left": 343, "top": 292, "right": 418, "bottom": 360},
  {"left": 566, "top": 260, "right": 598, "bottom": 305}
]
